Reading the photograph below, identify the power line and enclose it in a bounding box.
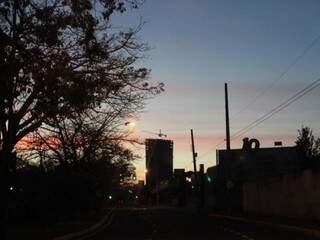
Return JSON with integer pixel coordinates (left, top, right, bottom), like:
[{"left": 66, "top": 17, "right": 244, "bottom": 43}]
[
  {"left": 197, "top": 77, "right": 320, "bottom": 159},
  {"left": 197, "top": 139, "right": 225, "bottom": 160},
  {"left": 232, "top": 33, "right": 320, "bottom": 118},
  {"left": 197, "top": 149, "right": 215, "bottom": 160},
  {"left": 171, "top": 34, "right": 320, "bottom": 163},
  {"left": 183, "top": 160, "right": 194, "bottom": 170},
  {"left": 231, "top": 77, "right": 320, "bottom": 140},
  {"left": 232, "top": 81, "right": 320, "bottom": 140}
]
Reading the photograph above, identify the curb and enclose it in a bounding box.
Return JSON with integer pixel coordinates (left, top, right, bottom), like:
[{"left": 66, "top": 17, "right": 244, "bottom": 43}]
[
  {"left": 53, "top": 208, "right": 115, "bottom": 240},
  {"left": 209, "top": 214, "right": 320, "bottom": 238}
]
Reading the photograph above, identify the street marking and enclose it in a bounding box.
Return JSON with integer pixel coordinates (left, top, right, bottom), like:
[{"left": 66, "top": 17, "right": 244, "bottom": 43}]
[
  {"left": 80, "top": 211, "right": 116, "bottom": 240},
  {"left": 215, "top": 225, "right": 255, "bottom": 240},
  {"left": 53, "top": 208, "right": 116, "bottom": 240}
]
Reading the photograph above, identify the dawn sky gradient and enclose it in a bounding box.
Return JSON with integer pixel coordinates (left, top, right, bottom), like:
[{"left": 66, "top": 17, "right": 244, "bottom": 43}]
[{"left": 115, "top": 0, "right": 320, "bottom": 180}]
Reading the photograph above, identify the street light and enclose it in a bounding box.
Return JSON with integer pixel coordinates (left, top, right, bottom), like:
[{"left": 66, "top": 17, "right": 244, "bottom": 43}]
[
  {"left": 125, "top": 121, "right": 136, "bottom": 127},
  {"left": 125, "top": 121, "right": 136, "bottom": 134}
]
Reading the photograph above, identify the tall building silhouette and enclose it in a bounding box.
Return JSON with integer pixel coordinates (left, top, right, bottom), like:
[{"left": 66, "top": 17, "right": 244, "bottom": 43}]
[{"left": 145, "top": 139, "right": 173, "bottom": 188}]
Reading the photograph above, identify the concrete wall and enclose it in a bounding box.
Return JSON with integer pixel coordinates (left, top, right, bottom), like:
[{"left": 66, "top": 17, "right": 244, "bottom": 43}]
[
  {"left": 243, "top": 168, "right": 320, "bottom": 220},
  {"left": 217, "top": 147, "right": 301, "bottom": 182}
]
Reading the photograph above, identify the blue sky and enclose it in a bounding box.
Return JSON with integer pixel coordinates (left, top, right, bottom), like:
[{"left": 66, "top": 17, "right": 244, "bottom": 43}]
[{"left": 114, "top": 0, "right": 320, "bottom": 180}]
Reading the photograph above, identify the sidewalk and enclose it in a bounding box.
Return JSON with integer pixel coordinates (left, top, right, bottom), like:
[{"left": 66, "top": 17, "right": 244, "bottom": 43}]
[
  {"left": 208, "top": 211, "right": 320, "bottom": 238},
  {"left": 215, "top": 211, "right": 320, "bottom": 229}
]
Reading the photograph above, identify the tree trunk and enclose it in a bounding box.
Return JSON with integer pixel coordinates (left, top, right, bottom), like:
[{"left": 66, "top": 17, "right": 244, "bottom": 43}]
[{"left": 0, "top": 146, "right": 12, "bottom": 240}]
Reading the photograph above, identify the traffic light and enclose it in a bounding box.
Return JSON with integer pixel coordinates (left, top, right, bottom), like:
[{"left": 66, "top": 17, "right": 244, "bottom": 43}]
[{"left": 207, "top": 176, "right": 214, "bottom": 183}]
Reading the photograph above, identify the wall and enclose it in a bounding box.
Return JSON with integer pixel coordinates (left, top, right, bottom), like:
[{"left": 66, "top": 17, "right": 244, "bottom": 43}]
[
  {"left": 215, "top": 146, "right": 301, "bottom": 212},
  {"left": 243, "top": 168, "right": 320, "bottom": 220},
  {"left": 217, "top": 147, "right": 301, "bottom": 182}
]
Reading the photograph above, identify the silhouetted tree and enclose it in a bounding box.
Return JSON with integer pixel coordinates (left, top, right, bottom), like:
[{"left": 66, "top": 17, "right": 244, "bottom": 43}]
[
  {"left": 0, "top": 0, "right": 163, "bottom": 237},
  {"left": 12, "top": 139, "right": 137, "bottom": 221},
  {"left": 11, "top": 62, "right": 144, "bottom": 224},
  {"left": 24, "top": 110, "right": 137, "bottom": 165},
  {"left": 296, "top": 126, "right": 320, "bottom": 167}
]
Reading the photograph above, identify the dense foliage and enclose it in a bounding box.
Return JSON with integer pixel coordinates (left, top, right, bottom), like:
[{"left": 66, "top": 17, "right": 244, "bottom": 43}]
[
  {"left": 296, "top": 126, "right": 320, "bottom": 167},
  {"left": 0, "top": 0, "right": 163, "bottom": 233}
]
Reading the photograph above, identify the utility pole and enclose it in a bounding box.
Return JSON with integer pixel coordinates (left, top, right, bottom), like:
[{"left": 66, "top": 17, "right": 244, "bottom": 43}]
[
  {"left": 199, "top": 164, "right": 205, "bottom": 208},
  {"left": 190, "top": 129, "right": 198, "bottom": 189},
  {"left": 224, "top": 83, "right": 232, "bottom": 213},
  {"left": 225, "top": 83, "right": 231, "bottom": 150},
  {"left": 156, "top": 170, "right": 160, "bottom": 206}
]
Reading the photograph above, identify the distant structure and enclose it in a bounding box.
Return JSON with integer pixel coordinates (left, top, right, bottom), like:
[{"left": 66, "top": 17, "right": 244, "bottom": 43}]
[
  {"left": 242, "top": 137, "right": 260, "bottom": 150},
  {"left": 274, "top": 141, "right": 283, "bottom": 146},
  {"left": 173, "top": 169, "right": 186, "bottom": 206},
  {"left": 137, "top": 180, "right": 144, "bottom": 188},
  {"left": 217, "top": 145, "right": 301, "bottom": 183},
  {"left": 214, "top": 139, "right": 301, "bottom": 212},
  {"left": 145, "top": 139, "right": 173, "bottom": 188}
]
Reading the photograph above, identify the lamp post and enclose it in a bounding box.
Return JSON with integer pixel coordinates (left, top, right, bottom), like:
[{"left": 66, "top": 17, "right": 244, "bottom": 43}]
[{"left": 125, "top": 121, "right": 136, "bottom": 127}]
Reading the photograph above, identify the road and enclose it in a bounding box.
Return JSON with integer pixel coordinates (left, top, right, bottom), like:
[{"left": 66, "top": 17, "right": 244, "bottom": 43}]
[{"left": 92, "top": 208, "right": 318, "bottom": 240}]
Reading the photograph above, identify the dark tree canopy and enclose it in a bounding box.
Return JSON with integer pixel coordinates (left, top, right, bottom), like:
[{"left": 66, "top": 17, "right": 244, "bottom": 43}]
[
  {"left": 0, "top": 1, "right": 163, "bottom": 237},
  {"left": 0, "top": 0, "right": 163, "bottom": 151},
  {"left": 295, "top": 126, "right": 320, "bottom": 164},
  {"left": 12, "top": 106, "right": 140, "bottom": 222}
]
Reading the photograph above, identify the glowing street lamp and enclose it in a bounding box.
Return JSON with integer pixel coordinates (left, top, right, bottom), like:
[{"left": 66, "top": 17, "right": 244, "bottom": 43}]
[
  {"left": 125, "top": 121, "right": 136, "bottom": 127},
  {"left": 125, "top": 121, "right": 136, "bottom": 134}
]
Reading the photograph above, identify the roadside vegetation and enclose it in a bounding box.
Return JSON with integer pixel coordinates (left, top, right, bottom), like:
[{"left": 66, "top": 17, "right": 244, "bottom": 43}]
[{"left": 0, "top": 0, "right": 163, "bottom": 236}]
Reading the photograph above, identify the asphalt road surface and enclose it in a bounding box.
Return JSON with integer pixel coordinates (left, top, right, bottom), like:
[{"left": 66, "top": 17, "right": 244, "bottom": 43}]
[{"left": 92, "top": 208, "right": 318, "bottom": 240}]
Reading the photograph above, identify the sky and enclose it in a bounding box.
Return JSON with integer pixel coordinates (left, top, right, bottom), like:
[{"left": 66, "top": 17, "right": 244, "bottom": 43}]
[{"left": 114, "top": 0, "right": 320, "bottom": 180}]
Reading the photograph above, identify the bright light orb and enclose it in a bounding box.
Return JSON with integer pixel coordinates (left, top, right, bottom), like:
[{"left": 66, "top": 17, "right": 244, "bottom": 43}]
[{"left": 125, "top": 121, "right": 135, "bottom": 127}]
